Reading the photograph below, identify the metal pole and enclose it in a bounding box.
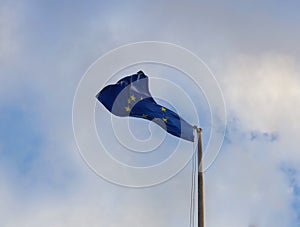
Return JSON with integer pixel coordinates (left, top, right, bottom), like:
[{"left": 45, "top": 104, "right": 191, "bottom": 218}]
[{"left": 197, "top": 127, "right": 204, "bottom": 227}]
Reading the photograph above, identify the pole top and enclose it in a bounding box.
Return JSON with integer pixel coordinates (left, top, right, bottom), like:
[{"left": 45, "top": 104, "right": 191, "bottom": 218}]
[{"left": 193, "top": 125, "right": 202, "bottom": 133}]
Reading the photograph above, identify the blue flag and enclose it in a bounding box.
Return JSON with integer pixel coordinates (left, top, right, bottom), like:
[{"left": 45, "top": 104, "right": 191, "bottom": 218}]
[{"left": 96, "top": 71, "right": 194, "bottom": 142}]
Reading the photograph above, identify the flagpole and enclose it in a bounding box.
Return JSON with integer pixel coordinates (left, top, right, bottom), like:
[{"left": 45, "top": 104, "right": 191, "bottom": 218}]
[{"left": 196, "top": 127, "right": 204, "bottom": 227}]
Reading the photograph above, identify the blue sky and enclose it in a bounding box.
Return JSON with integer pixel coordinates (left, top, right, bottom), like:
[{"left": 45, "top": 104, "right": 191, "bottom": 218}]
[{"left": 1, "top": 0, "right": 300, "bottom": 226}]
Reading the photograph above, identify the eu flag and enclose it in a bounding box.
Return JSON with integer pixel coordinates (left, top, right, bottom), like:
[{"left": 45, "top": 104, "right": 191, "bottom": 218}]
[{"left": 96, "top": 71, "right": 195, "bottom": 142}]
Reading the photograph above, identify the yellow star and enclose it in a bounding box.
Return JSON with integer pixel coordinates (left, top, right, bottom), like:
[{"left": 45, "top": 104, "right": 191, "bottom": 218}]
[
  {"left": 162, "top": 118, "right": 168, "bottom": 122},
  {"left": 141, "top": 114, "right": 148, "bottom": 118},
  {"left": 161, "top": 107, "right": 166, "bottom": 112},
  {"left": 127, "top": 98, "right": 131, "bottom": 104},
  {"left": 125, "top": 106, "right": 131, "bottom": 112},
  {"left": 130, "top": 95, "right": 136, "bottom": 101}
]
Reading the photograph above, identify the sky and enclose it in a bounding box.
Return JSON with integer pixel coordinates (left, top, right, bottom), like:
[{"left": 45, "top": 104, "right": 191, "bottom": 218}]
[{"left": 1, "top": 0, "right": 300, "bottom": 226}]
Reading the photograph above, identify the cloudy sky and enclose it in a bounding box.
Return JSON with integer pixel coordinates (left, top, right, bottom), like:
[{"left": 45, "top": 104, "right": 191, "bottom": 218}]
[{"left": 1, "top": 0, "right": 300, "bottom": 226}]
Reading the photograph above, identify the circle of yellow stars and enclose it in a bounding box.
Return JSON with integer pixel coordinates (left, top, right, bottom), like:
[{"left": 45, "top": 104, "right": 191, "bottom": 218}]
[
  {"left": 124, "top": 95, "right": 168, "bottom": 123},
  {"left": 125, "top": 95, "right": 138, "bottom": 112},
  {"left": 161, "top": 107, "right": 168, "bottom": 122}
]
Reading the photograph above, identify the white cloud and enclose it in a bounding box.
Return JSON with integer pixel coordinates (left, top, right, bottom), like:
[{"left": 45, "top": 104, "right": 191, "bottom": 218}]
[
  {"left": 0, "top": 1, "right": 24, "bottom": 65},
  {"left": 206, "top": 141, "right": 294, "bottom": 227},
  {"left": 222, "top": 54, "right": 300, "bottom": 133},
  {"left": 0, "top": 164, "right": 195, "bottom": 227},
  {"left": 204, "top": 53, "right": 300, "bottom": 227},
  {"left": 220, "top": 54, "right": 300, "bottom": 165}
]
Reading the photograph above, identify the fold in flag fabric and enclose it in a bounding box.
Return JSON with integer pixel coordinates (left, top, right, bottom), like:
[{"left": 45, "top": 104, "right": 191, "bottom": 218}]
[{"left": 96, "top": 71, "right": 194, "bottom": 142}]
